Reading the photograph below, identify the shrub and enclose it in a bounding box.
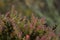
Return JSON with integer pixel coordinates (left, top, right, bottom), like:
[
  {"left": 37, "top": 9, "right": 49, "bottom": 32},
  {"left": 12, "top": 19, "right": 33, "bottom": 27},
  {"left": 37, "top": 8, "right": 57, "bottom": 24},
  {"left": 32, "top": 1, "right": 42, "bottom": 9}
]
[{"left": 0, "top": 11, "right": 59, "bottom": 40}]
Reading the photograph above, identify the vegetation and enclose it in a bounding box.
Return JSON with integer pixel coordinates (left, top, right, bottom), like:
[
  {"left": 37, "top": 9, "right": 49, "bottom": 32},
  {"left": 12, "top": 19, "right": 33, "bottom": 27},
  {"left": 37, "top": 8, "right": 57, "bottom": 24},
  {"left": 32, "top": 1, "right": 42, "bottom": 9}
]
[{"left": 0, "top": 0, "right": 60, "bottom": 40}]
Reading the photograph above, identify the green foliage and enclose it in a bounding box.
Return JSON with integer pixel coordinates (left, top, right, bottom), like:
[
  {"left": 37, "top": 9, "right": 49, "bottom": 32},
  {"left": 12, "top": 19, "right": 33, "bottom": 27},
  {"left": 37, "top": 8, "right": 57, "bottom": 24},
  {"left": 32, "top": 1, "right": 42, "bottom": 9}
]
[{"left": 0, "top": 0, "right": 60, "bottom": 40}]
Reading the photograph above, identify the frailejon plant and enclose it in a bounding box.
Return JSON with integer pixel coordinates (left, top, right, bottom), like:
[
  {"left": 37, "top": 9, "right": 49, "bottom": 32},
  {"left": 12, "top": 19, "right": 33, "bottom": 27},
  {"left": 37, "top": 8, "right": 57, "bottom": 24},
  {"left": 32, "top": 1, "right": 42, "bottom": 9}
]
[{"left": 0, "top": 10, "right": 59, "bottom": 40}]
